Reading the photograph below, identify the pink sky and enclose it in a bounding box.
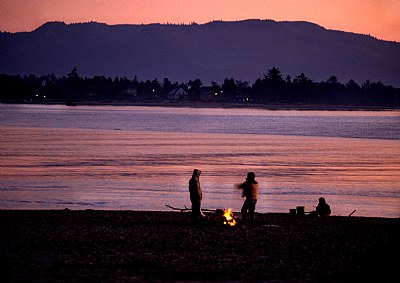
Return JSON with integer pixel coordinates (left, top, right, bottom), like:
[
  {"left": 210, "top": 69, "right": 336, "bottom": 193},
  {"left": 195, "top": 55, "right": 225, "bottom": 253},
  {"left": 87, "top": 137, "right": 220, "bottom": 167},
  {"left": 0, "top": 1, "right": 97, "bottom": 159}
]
[{"left": 1, "top": 0, "right": 399, "bottom": 42}]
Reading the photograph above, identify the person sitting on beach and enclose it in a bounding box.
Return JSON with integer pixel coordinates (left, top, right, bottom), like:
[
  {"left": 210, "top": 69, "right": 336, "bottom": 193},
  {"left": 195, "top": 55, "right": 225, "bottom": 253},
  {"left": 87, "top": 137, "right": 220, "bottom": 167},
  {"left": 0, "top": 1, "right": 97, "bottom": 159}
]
[
  {"left": 189, "top": 169, "right": 203, "bottom": 223},
  {"left": 310, "top": 197, "right": 331, "bottom": 218},
  {"left": 235, "top": 172, "right": 259, "bottom": 225}
]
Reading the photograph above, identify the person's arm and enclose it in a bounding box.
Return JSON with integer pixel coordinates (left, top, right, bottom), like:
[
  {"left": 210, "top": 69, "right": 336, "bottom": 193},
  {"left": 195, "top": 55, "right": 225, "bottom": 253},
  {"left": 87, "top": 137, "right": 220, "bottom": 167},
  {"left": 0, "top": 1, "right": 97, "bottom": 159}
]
[{"left": 193, "top": 180, "right": 202, "bottom": 201}]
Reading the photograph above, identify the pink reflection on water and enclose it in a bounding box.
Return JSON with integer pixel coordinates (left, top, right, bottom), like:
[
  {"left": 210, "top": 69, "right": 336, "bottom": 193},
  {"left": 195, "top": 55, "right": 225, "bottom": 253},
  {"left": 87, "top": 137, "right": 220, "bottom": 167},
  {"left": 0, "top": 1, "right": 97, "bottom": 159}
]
[{"left": 1, "top": 126, "right": 399, "bottom": 218}]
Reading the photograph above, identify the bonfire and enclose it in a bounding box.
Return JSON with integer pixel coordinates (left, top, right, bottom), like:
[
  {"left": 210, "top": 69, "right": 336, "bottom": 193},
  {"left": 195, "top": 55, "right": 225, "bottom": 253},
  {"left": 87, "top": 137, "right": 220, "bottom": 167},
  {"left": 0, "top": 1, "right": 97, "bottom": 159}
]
[
  {"left": 222, "top": 208, "right": 237, "bottom": 226},
  {"left": 165, "top": 205, "right": 239, "bottom": 227}
]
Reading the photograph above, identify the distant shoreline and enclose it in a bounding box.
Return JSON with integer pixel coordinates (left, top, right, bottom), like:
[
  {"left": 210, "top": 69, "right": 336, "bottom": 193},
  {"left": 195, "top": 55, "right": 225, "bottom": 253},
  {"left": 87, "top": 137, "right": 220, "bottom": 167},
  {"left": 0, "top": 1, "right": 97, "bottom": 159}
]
[{"left": 2, "top": 100, "right": 400, "bottom": 111}]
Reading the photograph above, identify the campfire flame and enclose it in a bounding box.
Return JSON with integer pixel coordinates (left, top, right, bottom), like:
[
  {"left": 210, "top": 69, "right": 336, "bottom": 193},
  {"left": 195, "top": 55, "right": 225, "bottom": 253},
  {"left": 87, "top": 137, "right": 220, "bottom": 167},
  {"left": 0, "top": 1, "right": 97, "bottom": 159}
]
[{"left": 223, "top": 209, "right": 237, "bottom": 226}]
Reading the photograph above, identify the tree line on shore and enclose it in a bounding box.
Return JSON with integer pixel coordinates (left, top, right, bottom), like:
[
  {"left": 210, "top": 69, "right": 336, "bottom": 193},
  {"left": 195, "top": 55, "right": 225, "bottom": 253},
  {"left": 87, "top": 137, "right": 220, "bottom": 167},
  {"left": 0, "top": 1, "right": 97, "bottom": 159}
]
[{"left": 1, "top": 67, "right": 399, "bottom": 107}]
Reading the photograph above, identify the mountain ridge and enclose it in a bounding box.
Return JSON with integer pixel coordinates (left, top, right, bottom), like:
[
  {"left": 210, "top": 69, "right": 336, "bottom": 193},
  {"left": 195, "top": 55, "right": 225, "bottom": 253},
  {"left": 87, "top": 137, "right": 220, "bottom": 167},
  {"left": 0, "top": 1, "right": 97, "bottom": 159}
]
[{"left": 1, "top": 19, "right": 399, "bottom": 87}]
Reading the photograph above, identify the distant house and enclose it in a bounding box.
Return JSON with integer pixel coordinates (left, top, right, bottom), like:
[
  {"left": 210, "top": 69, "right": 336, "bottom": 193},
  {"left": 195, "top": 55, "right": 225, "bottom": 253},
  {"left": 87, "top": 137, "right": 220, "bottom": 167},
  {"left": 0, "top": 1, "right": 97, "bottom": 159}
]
[
  {"left": 168, "top": 87, "right": 189, "bottom": 102},
  {"left": 199, "top": 86, "right": 216, "bottom": 102},
  {"left": 122, "top": 87, "right": 138, "bottom": 101}
]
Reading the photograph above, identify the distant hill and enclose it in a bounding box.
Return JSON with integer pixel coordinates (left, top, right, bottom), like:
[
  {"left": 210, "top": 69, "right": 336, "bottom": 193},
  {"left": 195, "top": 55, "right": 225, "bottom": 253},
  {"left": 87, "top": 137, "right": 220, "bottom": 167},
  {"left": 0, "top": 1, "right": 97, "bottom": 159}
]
[{"left": 1, "top": 20, "right": 399, "bottom": 87}]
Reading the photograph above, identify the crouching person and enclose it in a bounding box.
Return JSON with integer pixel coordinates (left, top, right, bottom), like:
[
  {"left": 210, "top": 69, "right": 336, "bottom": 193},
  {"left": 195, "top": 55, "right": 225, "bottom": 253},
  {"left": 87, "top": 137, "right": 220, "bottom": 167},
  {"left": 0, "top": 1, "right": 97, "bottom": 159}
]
[{"left": 310, "top": 197, "right": 331, "bottom": 218}]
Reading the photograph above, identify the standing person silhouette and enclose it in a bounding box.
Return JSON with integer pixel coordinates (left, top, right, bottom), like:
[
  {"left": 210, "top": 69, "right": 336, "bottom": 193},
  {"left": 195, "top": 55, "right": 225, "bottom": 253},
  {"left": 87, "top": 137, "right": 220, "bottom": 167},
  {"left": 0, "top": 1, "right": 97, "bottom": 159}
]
[
  {"left": 235, "top": 172, "right": 259, "bottom": 226},
  {"left": 189, "top": 169, "right": 203, "bottom": 223}
]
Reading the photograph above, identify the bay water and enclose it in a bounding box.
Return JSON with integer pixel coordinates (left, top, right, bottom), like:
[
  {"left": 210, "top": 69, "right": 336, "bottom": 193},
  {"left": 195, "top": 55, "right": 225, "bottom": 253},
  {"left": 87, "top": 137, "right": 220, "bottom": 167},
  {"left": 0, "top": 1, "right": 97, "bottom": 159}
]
[{"left": 1, "top": 104, "right": 399, "bottom": 218}]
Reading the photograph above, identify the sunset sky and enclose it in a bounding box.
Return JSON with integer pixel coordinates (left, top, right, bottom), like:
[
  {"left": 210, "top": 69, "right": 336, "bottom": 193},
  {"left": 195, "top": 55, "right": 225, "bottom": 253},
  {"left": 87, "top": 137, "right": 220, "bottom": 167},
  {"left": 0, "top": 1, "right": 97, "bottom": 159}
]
[{"left": 0, "top": 0, "right": 399, "bottom": 42}]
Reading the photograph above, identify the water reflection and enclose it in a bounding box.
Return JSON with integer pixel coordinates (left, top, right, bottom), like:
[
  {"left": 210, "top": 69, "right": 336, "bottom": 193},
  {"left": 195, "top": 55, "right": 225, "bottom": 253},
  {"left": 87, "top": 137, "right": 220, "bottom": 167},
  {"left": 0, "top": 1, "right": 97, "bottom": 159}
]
[{"left": 2, "top": 124, "right": 399, "bottom": 218}]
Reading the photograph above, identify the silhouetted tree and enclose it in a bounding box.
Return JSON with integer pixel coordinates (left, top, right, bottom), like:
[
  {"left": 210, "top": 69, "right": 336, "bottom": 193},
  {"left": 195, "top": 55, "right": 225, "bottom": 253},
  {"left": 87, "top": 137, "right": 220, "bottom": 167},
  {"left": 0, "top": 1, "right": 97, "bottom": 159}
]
[
  {"left": 161, "top": 78, "right": 174, "bottom": 100},
  {"left": 67, "top": 67, "right": 79, "bottom": 81},
  {"left": 0, "top": 74, "right": 23, "bottom": 102},
  {"left": 187, "top": 79, "right": 202, "bottom": 101},
  {"left": 236, "top": 80, "right": 252, "bottom": 103},
  {"left": 66, "top": 67, "right": 84, "bottom": 102},
  {"left": 265, "top": 67, "right": 284, "bottom": 83},
  {"left": 149, "top": 79, "right": 161, "bottom": 101},
  {"left": 210, "top": 81, "right": 222, "bottom": 102},
  {"left": 292, "top": 73, "right": 315, "bottom": 103},
  {"left": 253, "top": 67, "right": 286, "bottom": 103},
  {"left": 0, "top": 69, "right": 399, "bottom": 107},
  {"left": 318, "top": 75, "right": 346, "bottom": 104},
  {"left": 221, "top": 78, "right": 238, "bottom": 103},
  {"left": 345, "top": 79, "right": 362, "bottom": 105}
]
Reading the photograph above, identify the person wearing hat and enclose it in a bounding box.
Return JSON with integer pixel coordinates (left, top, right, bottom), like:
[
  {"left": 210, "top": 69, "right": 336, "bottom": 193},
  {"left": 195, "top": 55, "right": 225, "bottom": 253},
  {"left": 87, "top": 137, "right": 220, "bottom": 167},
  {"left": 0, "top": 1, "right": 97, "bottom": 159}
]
[{"left": 235, "top": 172, "right": 259, "bottom": 225}]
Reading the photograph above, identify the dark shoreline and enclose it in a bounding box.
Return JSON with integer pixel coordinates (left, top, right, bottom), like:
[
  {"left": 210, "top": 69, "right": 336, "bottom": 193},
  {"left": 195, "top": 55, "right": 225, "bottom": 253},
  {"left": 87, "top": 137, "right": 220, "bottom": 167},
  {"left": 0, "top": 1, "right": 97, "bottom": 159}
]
[
  {"left": 1, "top": 210, "right": 398, "bottom": 282},
  {"left": 2, "top": 100, "right": 400, "bottom": 111}
]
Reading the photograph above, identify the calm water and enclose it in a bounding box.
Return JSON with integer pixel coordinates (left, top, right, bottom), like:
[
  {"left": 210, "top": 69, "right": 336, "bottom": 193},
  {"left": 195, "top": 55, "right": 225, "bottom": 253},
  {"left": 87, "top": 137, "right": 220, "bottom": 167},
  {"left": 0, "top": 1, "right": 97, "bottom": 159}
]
[{"left": 1, "top": 104, "right": 399, "bottom": 218}]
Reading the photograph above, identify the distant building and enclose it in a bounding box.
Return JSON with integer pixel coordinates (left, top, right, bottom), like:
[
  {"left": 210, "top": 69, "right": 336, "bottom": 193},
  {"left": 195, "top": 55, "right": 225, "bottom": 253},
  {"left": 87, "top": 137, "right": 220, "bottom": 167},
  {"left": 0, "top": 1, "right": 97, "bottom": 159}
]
[
  {"left": 123, "top": 87, "right": 138, "bottom": 101},
  {"left": 199, "top": 86, "right": 216, "bottom": 102},
  {"left": 168, "top": 87, "right": 189, "bottom": 102}
]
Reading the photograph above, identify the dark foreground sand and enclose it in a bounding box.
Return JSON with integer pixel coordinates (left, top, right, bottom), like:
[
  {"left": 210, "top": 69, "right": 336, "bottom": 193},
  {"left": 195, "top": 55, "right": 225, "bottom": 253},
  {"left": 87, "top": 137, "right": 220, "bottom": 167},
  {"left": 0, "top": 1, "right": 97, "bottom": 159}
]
[{"left": 0, "top": 210, "right": 398, "bottom": 282}]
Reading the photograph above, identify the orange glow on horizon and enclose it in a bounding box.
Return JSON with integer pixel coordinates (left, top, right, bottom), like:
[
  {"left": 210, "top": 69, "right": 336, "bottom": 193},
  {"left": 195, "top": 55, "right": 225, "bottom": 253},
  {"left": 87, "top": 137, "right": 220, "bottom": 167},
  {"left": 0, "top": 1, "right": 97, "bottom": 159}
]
[{"left": 0, "top": 0, "right": 399, "bottom": 42}]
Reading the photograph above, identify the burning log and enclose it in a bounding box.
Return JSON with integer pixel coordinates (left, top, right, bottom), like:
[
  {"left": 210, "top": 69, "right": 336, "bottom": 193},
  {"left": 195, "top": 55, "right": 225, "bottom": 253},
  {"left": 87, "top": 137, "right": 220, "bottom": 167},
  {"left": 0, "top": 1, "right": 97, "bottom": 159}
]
[
  {"left": 209, "top": 209, "right": 239, "bottom": 227},
  {"left": 166, "top": 205, "right": 239, "bottom": 227},
  {"left": 222, "top": 208, "right": 237, "bottom": 227}
]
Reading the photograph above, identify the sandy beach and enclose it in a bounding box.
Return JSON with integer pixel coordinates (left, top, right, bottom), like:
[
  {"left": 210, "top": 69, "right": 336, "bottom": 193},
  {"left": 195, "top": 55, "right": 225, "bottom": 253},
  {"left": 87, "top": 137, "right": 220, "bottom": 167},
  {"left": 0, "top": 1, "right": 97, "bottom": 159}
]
[{"left": 0, "top": 210, "right": 398, "bottom": 282}]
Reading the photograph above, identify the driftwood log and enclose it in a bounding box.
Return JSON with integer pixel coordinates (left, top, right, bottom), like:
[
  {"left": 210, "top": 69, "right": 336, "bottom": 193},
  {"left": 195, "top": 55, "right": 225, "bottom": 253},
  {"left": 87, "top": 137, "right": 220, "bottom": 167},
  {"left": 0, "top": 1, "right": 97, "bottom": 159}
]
[
  {"left": 165, "top": 204, "right": 218, "bottom": 213},
  {"left": 166, "top": 205, "right": 240, "bottom": 226}
]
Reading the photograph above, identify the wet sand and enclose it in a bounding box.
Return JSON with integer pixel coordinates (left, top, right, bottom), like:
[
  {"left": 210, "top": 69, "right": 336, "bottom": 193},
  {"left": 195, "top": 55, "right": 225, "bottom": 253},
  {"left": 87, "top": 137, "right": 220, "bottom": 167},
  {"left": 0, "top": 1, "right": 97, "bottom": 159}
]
[{"left": 0, "top": 210, "right": 398, "bottom": 282}]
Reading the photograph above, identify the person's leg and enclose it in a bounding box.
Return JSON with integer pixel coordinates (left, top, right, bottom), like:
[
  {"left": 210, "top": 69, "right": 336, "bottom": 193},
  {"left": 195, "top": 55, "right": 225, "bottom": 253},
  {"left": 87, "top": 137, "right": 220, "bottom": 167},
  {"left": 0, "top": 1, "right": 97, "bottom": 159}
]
[
  {"left": 241, "top": 201, "right": 248, "bottom": 224},
  {"left": 249, "top": 200, "right": 257, "bottom": 224},
  {"left": 192, "top": 201, "right": 201, "bottom": 222}
]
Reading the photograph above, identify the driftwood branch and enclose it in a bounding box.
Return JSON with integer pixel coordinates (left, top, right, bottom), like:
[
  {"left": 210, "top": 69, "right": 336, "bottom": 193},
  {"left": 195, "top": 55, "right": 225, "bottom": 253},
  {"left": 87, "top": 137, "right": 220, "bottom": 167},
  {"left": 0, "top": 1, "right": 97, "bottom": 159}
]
[
  {"left": 349, "top": 210, "right": 356, "bottom": 217},
  {"left": 165, "top": 204, "right": 191, "bottom": 212},
  {"left": 165, "top": 204, "right": 217, "bottom": 213}
]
